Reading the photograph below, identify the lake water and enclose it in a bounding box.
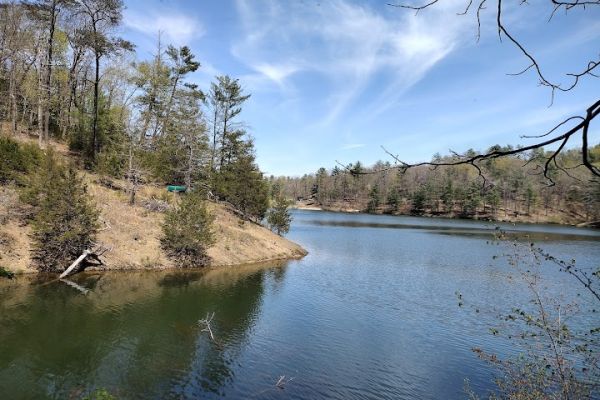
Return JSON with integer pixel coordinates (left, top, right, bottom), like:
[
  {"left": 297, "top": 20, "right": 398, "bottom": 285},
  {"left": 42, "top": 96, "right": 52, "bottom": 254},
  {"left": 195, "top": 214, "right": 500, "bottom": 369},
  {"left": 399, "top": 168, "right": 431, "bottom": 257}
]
[{"left": 1, "top": 210, "right": 599, "bottom": 399}]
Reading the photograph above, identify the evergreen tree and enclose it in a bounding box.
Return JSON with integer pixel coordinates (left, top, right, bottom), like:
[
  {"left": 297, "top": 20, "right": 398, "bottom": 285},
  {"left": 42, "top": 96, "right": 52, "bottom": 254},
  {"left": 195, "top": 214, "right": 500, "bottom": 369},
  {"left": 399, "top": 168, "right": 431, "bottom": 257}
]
[
  {"left": 525, "top": 184, "right": 537, "bottom": 215},
  {"left": 462, "top": 182, "right": 481, "bottom": 216},
  {"left": 485, "top": 186, "right": 501, "bottom": 216},
  {"left": 207, "top": 75, "right": 251, "bottom": 171},
  {"left": 440, "top": 180, "right": 454, "bottom": 213},
  {"left": 387, "top": 188, "right": 400, "bottom": 211},
  {"left": 267, "top": 194, "right": 292, "bottom": 236},
  {"left": 217, "top": 154, "right": 269, "bottom": 220},
  {"left": 161, "top": 192, "right": 215, "bottom": 267},
  {"left": 367, "top": 185, "right": 380, "bottom": 213},
  {"left": 28, "top": 153, "right": 99, "bottom": 272},
  {"left": 412, "top": 188, "right": 427, "bottom": 214}
]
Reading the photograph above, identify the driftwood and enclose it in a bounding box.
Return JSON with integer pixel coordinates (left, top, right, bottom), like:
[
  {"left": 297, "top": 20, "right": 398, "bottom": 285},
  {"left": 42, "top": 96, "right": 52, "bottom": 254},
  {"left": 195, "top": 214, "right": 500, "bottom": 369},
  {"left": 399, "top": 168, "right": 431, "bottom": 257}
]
[
  {"left": 59, "top": 250, "right": 91, "bottom": 279},
  {"left": 58, "top": 244, "right": 109, "bottom": 279}
]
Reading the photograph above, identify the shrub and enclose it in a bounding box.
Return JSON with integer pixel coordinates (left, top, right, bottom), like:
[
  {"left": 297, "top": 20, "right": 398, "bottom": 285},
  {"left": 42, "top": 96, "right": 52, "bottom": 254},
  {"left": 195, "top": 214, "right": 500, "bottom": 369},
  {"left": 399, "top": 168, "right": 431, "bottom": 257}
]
[
  {"left": 28, "top": 154, "right": 99, "bottom": 272},
  {"left": 161, "top": 192, "right": 215, "bottom": 267},
  {"left": 0, "top": 137, "right": 43, "bottom": 185},
  {"left": 96, "top": 149, "right": 126, "bottom": 178},
  {"left": 0, "top": 266, "right": 15, "bottom": 279},
  {"left": 266, "top": 195, "right": 292, "bottom": 236}
]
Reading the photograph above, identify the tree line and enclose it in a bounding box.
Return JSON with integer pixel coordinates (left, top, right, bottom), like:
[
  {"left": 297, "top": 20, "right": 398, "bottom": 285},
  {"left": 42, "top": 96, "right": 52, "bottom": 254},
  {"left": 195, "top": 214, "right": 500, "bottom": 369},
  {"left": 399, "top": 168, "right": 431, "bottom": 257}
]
[{"left": 273, "top": 145, "right": 600, "bottom": 223}]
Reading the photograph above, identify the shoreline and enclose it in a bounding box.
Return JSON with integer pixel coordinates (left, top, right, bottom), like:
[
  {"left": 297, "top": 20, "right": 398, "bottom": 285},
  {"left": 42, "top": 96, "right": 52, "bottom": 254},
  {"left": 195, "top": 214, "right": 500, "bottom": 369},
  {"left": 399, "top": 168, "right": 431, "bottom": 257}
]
[
  {"left": 3, "top": 250, "right": 308, "bottom": 277},
  {"left": 292, "top": 204, "right": 599, "bottom": 229}
]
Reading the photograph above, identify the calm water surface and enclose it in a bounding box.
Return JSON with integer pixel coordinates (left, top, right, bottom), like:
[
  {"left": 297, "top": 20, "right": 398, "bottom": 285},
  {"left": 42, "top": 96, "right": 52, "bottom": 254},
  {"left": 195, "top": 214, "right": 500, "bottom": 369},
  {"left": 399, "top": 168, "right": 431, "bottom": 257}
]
[{"left": 1, "top": 211, "right": 599, "bottom": 399}]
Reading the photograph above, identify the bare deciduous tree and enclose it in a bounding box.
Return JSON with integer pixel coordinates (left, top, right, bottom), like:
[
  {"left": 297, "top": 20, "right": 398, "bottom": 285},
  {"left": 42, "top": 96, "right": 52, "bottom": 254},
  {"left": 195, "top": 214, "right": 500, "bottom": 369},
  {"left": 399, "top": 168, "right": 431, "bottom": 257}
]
[{"left": 383, "top": 0, "right": 599, "bottom": 185}]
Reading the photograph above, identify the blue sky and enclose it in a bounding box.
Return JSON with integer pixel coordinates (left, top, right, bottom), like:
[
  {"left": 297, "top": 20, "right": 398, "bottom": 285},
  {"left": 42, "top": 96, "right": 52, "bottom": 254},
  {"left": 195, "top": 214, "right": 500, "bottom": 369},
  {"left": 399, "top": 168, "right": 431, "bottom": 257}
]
[{"left": 120, "top": 0, "right": 600, "bottom": 177}]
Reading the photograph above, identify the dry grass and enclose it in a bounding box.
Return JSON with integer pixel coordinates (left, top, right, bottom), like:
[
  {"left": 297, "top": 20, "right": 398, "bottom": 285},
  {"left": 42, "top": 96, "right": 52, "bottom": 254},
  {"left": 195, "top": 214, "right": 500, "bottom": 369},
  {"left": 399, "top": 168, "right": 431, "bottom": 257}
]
[
  {"left": 87, "top": 179, "right": 173, "bottom": 270},
  {"left": 88, "top": 177, "right": 306, "bottom": 271},
  {"left": 0, "top": 186, "right": 33, "bottom": 273},
  {"left": 208, "top": 203, "right": 307, "bottom": 266},
  {"left": 1, "top": 169, "right": 306, "bottom": 274},
  {"left": 0, "top": 133, "right": 306, "bottom": 274}
]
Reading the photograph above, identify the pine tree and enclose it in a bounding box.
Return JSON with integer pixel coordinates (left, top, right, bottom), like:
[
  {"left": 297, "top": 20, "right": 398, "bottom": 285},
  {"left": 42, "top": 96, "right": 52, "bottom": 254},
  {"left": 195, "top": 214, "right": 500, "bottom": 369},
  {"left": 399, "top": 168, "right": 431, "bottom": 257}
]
[
  {"left": 441, "top": 180, "right": 454, "bottom": 213},
  {"left": 412, "top": 189, "right": 427, "bottom": 214},
  {"left": 161, "top": 192, "right": 215, "bottom": 267},
  {"left": 29, "top": 153, "right": 99, "bottom": 272},
  {"left": 525, "top": 185, "right": 537, "bottom": 215},
  {"left": 267, "top": 194, "right": 293, "bottom": 236},
  {"left": 367, "top": 185, "right": 380, "bottom": 213},
  {"left": 463, "top": 182, "right": 481, "bottom": 216},
  {"left": 387, "top": 189, "right": 400, "bottom": 211},
  {"left": 485, "top": 186, "right": 501, "bottom": 216}
]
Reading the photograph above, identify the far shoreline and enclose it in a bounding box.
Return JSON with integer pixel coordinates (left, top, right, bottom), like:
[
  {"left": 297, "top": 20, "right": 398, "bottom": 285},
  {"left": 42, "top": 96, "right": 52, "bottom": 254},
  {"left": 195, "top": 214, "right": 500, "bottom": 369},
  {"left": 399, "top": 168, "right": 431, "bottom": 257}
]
[{"left": 291, "top": 204, "right": 600, "bottom": 229}]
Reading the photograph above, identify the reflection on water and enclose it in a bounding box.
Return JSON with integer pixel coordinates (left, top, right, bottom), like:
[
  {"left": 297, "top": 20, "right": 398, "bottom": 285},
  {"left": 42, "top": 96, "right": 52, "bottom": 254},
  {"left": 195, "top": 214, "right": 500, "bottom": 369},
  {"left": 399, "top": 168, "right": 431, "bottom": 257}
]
[
  {"left": 303, "top": 216, "right": 600, "bottom": 242},
  {"left": 0, "top": 264, "right": 280, "bottom": 399},
  {"left": 0, "top": 211, "right": 598, "bottom": 399}
]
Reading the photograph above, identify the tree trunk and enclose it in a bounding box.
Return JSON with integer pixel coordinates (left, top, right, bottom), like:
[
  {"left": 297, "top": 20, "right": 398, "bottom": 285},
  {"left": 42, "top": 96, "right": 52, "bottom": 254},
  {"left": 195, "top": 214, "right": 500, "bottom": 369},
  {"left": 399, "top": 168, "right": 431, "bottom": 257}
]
[
  {"left": 42, "top": 0, "right": 58, "bottom": 143},
  {"left": 185, "top": 144, "right": 194, "bottom": 190},
  {"left": 210, "top": 108, "right": 218, "bottom": 172},
  {"left": 128, "top": 145, "right": 137, "bottom": 206},
  {"left": 37, "top": 48, "right": 44, "bottom": 147},
  {"left": 59, "top": 249, "right": 90, "bottom": 279},
  {"left": 156, "top": 74, "right": 180, "bottom": 137},
  {"left": 219, "top": 110, "right": 229, "bottom": 169},
  {"left": 9, "top": 65, "right": 17, "bottom": 135},
  {"left": 92, "top": 48, "right": 100, "bottom": 158}
]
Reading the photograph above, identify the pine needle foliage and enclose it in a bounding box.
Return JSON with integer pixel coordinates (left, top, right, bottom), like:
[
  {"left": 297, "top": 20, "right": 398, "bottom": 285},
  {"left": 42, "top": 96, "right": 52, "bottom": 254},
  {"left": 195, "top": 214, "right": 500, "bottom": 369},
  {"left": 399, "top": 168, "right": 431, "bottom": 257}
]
[
  {"left": 161, "top": 192, "right": 215, "bottom": 267},
  {"left": 28, "top": 153, "right": 99, "bottom": 272},
  {"left": 0, "top": 137, "right": 44, "bottom": 185},
  {"left": 266, "top": 195, "right": 292, "bottom": 236}
]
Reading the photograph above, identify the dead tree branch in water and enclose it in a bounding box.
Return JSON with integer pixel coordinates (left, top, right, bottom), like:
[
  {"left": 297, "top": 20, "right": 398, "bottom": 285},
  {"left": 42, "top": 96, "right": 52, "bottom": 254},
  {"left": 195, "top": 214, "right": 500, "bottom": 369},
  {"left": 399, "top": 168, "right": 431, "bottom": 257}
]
[
  {"left": 275, "top": 375, "right": 295, "bottom": 389},
  {"left": 198, "top": 312, "right": 217, "bottom": 343}
]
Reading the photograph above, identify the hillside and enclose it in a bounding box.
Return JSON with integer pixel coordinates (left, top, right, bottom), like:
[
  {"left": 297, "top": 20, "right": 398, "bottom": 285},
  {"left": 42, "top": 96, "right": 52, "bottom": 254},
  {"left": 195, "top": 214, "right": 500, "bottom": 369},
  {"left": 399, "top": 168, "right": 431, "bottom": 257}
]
[{"left": 0, "top": 138, "right": 307, "bottom": 275}]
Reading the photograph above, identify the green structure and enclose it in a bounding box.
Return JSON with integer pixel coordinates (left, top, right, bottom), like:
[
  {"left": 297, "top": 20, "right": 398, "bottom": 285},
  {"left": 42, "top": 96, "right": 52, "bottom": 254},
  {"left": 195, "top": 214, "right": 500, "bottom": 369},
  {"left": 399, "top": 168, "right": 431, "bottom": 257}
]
[{"left": 167, "top": 185, "right": 187, "bottom": 193}]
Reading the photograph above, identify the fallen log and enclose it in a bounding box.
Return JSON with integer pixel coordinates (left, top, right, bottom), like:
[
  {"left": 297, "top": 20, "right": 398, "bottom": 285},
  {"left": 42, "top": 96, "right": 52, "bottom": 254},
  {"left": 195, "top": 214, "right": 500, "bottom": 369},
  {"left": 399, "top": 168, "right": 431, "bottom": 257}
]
[{"left": 59, "top": 249, "right": 91, "bottom": 279}]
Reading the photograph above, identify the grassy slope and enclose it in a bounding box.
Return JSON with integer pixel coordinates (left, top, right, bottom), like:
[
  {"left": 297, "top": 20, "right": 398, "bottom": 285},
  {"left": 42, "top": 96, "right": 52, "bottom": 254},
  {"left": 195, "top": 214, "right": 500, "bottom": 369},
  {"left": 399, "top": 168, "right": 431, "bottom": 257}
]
[
  {"left": 0, "top": 136, "right": 306, "bottom": 274},
  {"left": 90, "top": 181, "right": 307, "bottom": 272}
]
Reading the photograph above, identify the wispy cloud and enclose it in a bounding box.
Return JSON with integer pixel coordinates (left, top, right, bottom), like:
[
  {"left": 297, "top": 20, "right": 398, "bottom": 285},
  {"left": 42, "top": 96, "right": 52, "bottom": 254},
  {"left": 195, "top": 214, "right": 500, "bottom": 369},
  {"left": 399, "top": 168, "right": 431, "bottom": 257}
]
[
  {"left": 252, "top": 63, "right": 300, "bottom": 87},
  {"left": 232, "top": 0, "right": 469, "bottom": 126},
  {"left": 341, "top": 143, "right": 366, "bottom": 150},
  {"left": 124, "top": 10, "right": 205, "bottom": 46}
]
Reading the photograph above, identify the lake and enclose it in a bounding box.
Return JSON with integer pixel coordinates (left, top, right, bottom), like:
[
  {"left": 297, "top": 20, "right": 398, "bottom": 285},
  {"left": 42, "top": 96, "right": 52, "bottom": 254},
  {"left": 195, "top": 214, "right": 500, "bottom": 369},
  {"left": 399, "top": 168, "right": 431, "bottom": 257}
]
[{"left": 1, "top": 210, "right": 599, "bottom": 399}]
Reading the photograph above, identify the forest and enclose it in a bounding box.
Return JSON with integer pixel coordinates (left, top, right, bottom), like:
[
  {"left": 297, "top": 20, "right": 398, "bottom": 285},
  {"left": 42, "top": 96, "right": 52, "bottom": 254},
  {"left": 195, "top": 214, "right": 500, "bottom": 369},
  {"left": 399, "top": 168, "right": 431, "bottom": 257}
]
[
  {"left": 274, "top": 146, "right": 600, "bottom": 225},
  {"left": 0, "top": 0, "right": 301, "bottom": 273},
  {"left": 0, "top": 0, "right": 271, "bottom": 216}
]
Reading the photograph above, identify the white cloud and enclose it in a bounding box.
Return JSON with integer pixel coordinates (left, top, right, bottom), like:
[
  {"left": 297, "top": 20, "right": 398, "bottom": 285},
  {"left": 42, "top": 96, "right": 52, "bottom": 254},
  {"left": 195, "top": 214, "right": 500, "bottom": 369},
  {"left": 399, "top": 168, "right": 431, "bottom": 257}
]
[
  {"left": 124, "top": 10, "right": 204, "bottom": 46},
  {"left": 252, "top": 63, "right": 300, "bottom": 87},
  {"left": 341, "top": 143, "right": 366, "bottom": 150},
  {"left": 233, "top": 0, "right": 470, "bottom": 125}
]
